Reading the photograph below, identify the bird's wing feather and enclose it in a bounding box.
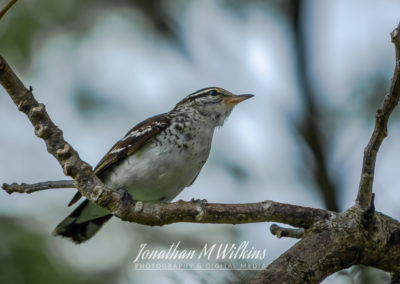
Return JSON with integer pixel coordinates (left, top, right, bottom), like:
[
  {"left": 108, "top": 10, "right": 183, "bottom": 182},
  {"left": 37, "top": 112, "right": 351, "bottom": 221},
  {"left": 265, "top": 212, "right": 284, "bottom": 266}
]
[
  {"left": 94, "top": 113, "right": 170, "bottom": 176},
  {"left": 187, "top": 172, "right": 200, "bottom": 187},
  {"left": 68, "top": 113, "right": 170, "bottom": 206}
]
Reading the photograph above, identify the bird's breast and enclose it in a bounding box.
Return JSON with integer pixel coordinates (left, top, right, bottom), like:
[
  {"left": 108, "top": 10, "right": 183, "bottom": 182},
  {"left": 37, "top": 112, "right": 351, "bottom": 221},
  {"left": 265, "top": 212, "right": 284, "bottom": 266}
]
[{"left": 102, "top": 121, "right": 214, "bottom": 202}]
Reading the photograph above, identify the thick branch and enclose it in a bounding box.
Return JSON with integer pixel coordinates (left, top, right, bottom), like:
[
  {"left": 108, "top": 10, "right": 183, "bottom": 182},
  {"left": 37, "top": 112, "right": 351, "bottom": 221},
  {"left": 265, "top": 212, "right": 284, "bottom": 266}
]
[
  {"left": 114, "top": 199, "right": 335, "bottom": 227},
  {"left": 252, "top": 208, "right": 400, "bottom": 283},
  {"left": 2, "top": 180, "right": 334, "bottom": 227},
  {"left": 356, "top": 22, "right": 400, "bottom": 208},
  {"left": 0, "top": 55, "right": 336, "bottom": 228}
]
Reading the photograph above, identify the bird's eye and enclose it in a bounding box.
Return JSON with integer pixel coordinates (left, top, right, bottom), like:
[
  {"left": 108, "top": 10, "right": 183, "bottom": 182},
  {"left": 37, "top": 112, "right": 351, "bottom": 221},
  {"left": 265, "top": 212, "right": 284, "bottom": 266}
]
[{"left": 209, "top": 90, "right": 217, "bottom": 96}]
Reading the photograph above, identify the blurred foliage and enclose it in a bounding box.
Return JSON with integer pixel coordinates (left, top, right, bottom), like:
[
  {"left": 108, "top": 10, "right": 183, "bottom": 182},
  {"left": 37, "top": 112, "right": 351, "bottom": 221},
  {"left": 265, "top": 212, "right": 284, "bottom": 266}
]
[
  {"left": 349, "top": 75, "right": 398, "bottom": 123},
  {"left": 221, "top": 158, "right": 251, "bottom": 184},
  {"left": 0, "top": 0, "right": 183, "bottom": 69},
  {"left": 286, "top": 0, "right": 340, "bottom": 212},
  {"left": 0, "top": 0, "right": 89, "bottom": 68},
  {"left": 0, "top": 217, "right": 118, "bottom": 284},
  {"left": 71, "top": 85, "right": 116, "bottom": 118},
  {"left": 129, "top": 0, "right": 178, "bottom": 39}
]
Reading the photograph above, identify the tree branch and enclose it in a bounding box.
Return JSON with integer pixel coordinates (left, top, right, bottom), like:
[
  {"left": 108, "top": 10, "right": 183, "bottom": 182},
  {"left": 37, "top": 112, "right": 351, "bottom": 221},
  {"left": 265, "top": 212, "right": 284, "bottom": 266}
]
[
  {"left": 0, "top": 55, "right": 335, "bottom": 228},
  {"left": 356, "top": 22, "right": 400, "bottom": 208},
  {"left": 2, "top": 180, "right": 75, "bottom": 194},
  {"left": 0, "top": 0, "right": 18, "bottom": 20},
  {"left": 270, "top": 224, "right": 304, "bottom": 239},
  {"left": 2, "top": 180, "right": 334, "bottom": 227},
  {"left": 252, "top": 209, "right": 400, "bottom": 283}
]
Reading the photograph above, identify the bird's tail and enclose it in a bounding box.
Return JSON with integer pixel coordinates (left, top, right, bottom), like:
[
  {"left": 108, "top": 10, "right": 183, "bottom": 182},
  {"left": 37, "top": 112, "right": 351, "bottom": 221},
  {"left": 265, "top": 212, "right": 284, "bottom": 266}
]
[{"left": 53, "top": 199, "right": 112, "bottom": 244}]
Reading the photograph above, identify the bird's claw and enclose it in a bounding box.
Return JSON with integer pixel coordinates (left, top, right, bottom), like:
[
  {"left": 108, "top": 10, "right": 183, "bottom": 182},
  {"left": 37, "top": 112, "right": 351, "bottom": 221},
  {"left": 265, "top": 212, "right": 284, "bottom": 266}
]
[
  {"left": 118, "top": 188, "right": 134, "bottom": 206},
  {"left": 190, "top": 198, "right": 208, "bottom": 205}
]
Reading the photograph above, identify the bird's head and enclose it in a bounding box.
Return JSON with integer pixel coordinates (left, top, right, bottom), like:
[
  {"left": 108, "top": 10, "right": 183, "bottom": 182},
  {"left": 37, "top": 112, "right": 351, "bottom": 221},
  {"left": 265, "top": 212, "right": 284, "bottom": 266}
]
[{"left": 174, "top": 87, "right": 254, "bottom": 126}]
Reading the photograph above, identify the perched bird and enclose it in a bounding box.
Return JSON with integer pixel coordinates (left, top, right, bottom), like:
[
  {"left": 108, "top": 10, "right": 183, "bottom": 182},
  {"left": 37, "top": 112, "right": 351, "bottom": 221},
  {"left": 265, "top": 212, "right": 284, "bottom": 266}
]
[{"left": 53, "top": 87, "right": 253, "bottom": 243}]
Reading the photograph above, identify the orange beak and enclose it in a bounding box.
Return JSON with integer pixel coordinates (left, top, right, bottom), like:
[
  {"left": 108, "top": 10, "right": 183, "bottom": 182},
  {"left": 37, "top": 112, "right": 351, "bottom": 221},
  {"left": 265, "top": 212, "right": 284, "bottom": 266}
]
[{"left": 223, "top": 94, "right": 254, "bottom": 105}]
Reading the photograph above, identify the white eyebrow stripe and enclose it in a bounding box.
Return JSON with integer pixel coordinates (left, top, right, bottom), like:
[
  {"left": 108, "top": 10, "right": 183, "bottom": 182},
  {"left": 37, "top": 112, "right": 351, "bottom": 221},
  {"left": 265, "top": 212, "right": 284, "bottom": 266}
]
[{"left": 187, "top": 88, "right": 215, "bottom": 99}]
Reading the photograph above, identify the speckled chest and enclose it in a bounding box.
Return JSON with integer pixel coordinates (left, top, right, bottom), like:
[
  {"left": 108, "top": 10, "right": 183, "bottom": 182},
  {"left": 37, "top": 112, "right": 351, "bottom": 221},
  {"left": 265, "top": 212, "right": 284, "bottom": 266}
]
[
  {"left": 152, "top": 114, "right": 214, "bottom": 160},
  {"left": 102, "top": 113, "right": 215, "bottom": 201}
]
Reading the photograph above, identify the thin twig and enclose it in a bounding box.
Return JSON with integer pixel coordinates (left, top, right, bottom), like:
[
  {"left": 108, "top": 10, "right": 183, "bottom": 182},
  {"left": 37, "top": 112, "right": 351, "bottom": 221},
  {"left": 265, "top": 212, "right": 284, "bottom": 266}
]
[
  {"left": 2, "top": 180, "right": 75, "bottom": 194},
  {"left": 0, "top": 0, "right": 18, "bottom": 20},
  {"left": 270, "top": 224, "right": 304, "bottom": 239},
  {"left": 356, "top": 22, "right": 400, "bottom": 208}
]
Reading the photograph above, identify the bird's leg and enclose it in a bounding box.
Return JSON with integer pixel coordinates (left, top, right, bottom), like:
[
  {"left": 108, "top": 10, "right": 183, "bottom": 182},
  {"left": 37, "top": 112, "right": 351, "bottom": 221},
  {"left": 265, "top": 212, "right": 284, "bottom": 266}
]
[
  {"left": 117, "top": 188, "right": 134, "bottom": 206},
  {"left": 190, "top": 198, "right": 208, "bottom": 221}
]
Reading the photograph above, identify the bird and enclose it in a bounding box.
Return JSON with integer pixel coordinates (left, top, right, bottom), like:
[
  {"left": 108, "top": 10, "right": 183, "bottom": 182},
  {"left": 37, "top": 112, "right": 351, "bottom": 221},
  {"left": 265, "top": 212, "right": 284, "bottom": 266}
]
[{"left": 53, "top": 87, "right": 253, "bottom": 243}]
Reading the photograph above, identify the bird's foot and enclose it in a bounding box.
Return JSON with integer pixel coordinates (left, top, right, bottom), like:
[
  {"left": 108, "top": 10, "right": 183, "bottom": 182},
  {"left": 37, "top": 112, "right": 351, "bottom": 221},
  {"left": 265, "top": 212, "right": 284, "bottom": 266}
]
[
  {"left": 117, "top": 188, "right": 134, "bottom": 206},
  {"left": 190, "top": 198, "right": 208, "bottom": 205},
  {"left": 191, "top": 198, "right": 208, "bottom": 221}
]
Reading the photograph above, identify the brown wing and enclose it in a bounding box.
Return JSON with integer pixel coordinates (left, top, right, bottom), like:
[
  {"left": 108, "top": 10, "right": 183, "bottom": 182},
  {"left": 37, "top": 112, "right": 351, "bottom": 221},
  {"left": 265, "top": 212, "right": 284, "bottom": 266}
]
[
  {"left": 94, "top": 113, "right": 170, "bottom": 176},
  {"left": 68, "top": 113, "right": 170, "bottom": 206}
]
